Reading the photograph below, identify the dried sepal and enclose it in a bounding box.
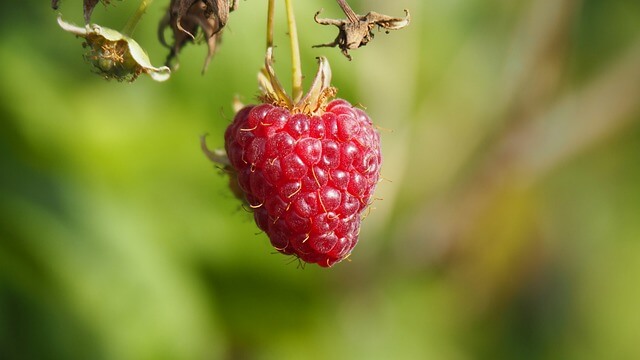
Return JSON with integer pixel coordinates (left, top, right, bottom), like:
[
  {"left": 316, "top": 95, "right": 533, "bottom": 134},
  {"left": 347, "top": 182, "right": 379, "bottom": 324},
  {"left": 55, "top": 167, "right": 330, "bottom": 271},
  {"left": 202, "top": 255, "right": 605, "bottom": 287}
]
[
  {"left": 232, "top": 95, "right": 245, "bottom": 114},
  {"left": 51, "top": 0, "right": 118, "bottom": 24},
  {"left": 258, "top": 47, "right": 294, "bottom": 109},
  {"left": 297, "top": 56, "right": 336, "bottom": 115},
  {"left": 200, "top": 135, "right": 244, "bottom": 202},
  {"left": 314, "top": 9, "right": 410, "bottom": 60},
  {"left": 258, "top": 47, "right": 336, "bottom": 115},
  {"left": 58, "top": 16, "right": 171, "bottom": 82},
  {"left": 200, "top": 134, "right": 230, "bottom": 166},
  {"left": 83, "top": 0, "right": 101, "bottom": 24},
  {"left": 159, "top": 0, "right": 238, "bottom": 73}
]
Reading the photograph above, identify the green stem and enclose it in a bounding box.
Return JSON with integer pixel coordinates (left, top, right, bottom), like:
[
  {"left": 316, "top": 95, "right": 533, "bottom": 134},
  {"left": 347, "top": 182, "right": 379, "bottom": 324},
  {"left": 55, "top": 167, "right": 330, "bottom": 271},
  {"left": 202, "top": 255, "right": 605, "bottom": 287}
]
[
  {"left": 267, "top": 0, "right": 275, "bottom": 49},
  {"left": 284, "top": 0, "right": 303, "bottom": 103},
  {"left": 122, "top": 0, "right": 153, "bottom": 37}
]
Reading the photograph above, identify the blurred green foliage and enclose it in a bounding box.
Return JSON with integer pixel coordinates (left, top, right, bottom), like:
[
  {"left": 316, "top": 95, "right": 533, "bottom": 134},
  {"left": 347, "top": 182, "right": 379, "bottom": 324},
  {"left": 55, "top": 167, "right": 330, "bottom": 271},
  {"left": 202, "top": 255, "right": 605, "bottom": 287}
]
[{"left": 1, "top": 0, "right": 640, "bottom": 359}]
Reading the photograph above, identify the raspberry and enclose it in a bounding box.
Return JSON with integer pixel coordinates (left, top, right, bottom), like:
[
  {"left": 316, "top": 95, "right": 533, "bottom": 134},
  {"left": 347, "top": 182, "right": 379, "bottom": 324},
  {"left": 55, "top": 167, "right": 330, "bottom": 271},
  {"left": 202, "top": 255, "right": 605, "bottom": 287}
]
[
  {"left": 197, "top": 49, "right": 384, "bottom": 267},
  {"left": 224, "top": 98, "right": 381, "bottom": 267}
]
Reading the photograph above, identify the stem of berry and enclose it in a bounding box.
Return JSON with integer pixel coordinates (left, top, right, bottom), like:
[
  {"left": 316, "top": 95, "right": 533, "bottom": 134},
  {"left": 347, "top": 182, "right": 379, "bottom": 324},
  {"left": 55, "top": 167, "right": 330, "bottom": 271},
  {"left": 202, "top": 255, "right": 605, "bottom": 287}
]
[
  {"left": 284, "top": 0, "right": 303, "bottom": 103},
  {"left": 267, "top": 0, "right": 275, "bottom": 49},
  {"left": 122, "top": 0, "right": 153, "bottom": 36}
]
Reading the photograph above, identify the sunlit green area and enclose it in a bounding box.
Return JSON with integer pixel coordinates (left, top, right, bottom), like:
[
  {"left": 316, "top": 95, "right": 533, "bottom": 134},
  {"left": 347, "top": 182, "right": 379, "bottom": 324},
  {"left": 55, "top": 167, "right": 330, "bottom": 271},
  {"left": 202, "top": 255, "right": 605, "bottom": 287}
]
[{"left": 2, "top": 0, "right": 640, "bottom": 359}]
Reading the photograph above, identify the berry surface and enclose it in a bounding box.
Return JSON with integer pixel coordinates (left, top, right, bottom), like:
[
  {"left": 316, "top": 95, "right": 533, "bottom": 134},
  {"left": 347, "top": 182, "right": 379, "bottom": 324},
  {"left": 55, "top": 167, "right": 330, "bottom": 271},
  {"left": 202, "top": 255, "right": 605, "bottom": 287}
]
[{"left": 224, "top": 99, "right": 381, "bottom": 267}]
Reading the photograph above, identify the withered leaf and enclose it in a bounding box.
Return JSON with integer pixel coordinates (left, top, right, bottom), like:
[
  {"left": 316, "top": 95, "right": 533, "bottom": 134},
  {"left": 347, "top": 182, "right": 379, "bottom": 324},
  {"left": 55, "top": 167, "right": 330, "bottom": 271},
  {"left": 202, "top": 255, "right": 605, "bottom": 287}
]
[
  {"left": 314, "top": 9, "right": 410, "bottom": 60},
  {"left": 52, "top": 0, "right": 116, "bottom": 24},
  {"left": 159, "top": 0, "right": 238, "bottom": 73},
  {"left": 84, "top": 0, "right": 101, "bottom": 24}
]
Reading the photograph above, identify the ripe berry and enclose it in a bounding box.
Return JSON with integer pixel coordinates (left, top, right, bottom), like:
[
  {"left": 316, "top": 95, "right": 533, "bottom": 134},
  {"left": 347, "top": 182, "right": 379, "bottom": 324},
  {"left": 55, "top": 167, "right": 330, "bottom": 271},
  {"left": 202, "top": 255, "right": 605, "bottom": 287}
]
[
  {"left": 201, "top": 49, "right": 382, "bottom": 267},
  {"left": 225, "top": 97, "right": 381, "bottom": 267}
]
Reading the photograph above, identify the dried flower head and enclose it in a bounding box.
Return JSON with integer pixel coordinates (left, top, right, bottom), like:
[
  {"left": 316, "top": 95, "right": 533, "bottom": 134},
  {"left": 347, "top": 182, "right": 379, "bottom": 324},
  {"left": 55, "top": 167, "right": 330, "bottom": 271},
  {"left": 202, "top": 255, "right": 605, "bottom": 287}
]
[
  {"left": 159, "top": 0, "right": 238, "bottom": 73},
  {"left": 58, "top": 16, "right": 171, "bottom": 82},
  {"left": 314, "top": 7, "right": 410, "bottom": 60}
]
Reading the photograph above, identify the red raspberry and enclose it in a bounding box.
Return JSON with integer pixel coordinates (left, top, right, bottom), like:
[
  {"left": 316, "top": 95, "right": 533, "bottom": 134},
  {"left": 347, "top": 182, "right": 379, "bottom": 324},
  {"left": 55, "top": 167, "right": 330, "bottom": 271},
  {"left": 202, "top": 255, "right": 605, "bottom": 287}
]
[
  {"left": 198, "top": 49, "right": 383, "bottom": 267},
  {"left": 224, "top": 98, "right": 381, "bottom": 267}
]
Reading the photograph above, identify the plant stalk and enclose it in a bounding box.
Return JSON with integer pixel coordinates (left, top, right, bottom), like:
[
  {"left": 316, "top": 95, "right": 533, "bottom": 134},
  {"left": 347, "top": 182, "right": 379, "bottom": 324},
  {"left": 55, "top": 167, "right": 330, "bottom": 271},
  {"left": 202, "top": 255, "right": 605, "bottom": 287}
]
[
  {"left": 284, "top": 0, "right": 303, "bottom": 103},
  {"left": 122, "top": 0, "right": 153, "bottom": 36},
  {"left": 267, "top": 0, "right": 275, "bottom": 49}
]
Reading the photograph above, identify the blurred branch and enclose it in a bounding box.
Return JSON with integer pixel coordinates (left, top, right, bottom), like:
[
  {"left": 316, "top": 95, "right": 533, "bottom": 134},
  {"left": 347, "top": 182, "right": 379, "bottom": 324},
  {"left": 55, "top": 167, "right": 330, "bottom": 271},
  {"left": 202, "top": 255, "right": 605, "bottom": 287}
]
[
  {"left": 399, "top": 0, "right": 577, "bottom": 261},
  {"left": 518, "top": 40, "right": 640, "bottom": 178},
  {"left": 399, "top": 0, "right": 640, "bottom": 272},
  {"left": 472, "top": 36, "right": 640, "bottom": 198},
  {"left": 415, "top": 36, "right": 640, "bottom": 262},
  {"left": 496, "top": 0, "right": 579, "bottom": 119}
]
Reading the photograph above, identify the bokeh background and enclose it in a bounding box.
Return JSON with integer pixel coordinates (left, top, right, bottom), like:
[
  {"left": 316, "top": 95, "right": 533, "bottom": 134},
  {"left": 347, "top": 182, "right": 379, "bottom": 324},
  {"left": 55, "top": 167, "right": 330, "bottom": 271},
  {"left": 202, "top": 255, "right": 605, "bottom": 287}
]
[{"left": 2, "top": 0, "right": 640, "bottom": 359}]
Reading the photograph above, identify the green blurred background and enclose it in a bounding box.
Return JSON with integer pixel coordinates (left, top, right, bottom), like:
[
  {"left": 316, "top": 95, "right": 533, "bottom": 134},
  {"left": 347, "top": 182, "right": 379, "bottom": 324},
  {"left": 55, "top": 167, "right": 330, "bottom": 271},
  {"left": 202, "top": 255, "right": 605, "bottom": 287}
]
[{"left": 2, "top": 0, "right": 640, "bottom": 359}]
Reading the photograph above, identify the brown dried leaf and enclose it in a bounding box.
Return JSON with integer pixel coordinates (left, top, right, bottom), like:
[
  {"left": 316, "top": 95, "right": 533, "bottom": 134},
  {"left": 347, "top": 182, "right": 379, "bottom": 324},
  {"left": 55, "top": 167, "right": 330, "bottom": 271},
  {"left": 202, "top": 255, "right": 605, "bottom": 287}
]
[
  {"left": 159, "top": 0, "right": 237, "bottom": 72},
  {"left": 314, "top": 9, "right": 410, "bottom": 60},
  {"left": 83, "top": 0, "right": 101, "bottom": 24}
]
